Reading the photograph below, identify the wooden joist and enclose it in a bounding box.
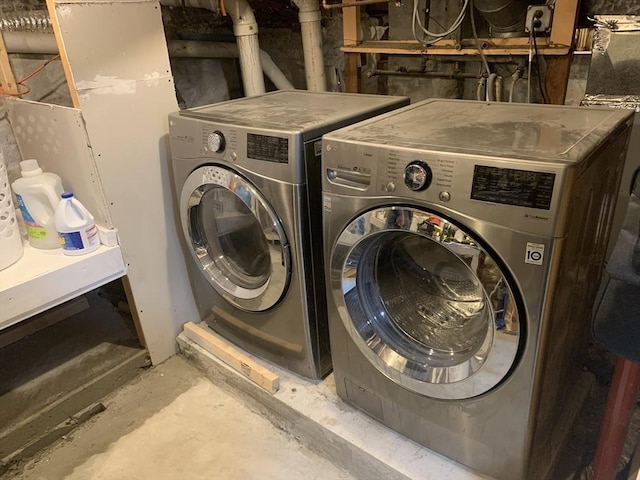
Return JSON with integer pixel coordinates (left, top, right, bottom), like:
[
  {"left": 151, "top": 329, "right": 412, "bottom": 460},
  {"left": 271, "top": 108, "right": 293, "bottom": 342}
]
[{"left": 0, "top": 32, "right": 19, "bottom": 95}]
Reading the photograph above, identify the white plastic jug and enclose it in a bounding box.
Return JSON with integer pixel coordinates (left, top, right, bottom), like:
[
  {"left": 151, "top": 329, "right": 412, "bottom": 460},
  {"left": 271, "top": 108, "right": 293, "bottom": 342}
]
[
  {"left": 11, "top": 159, "right": 64, "bottom": 249},
  {"left": 55, "top": 192, "right": 100, "bottom": 256}
]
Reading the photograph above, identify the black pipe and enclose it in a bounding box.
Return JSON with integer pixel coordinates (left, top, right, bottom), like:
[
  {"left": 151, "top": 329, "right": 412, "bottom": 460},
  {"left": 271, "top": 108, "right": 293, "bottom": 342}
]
[{"left": 368, "top": 69, "right": 479, "bottom": 79}]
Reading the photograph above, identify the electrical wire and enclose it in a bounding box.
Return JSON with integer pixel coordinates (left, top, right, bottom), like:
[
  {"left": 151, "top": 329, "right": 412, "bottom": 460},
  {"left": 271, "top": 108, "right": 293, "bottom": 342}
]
[
  {"left": 411, "top": 0, "right": 469, "bottom": 47},
  {"left": 532, "top": 30, "right": 547, "bottom": 103},
  {"left": 527, "top": 25, "right": 533, "bottom": 103},
  {"left": 0, "top": 54, "right": 61, "bottom": 97},
  {"left": 469, "top": 0, "right": 490, "bottom": 77}
]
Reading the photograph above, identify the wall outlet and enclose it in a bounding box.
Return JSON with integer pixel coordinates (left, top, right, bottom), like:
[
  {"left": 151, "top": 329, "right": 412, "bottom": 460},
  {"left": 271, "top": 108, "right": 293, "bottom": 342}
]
[{"left": 526, "top": 5, "right": 553, "bottom": 33}]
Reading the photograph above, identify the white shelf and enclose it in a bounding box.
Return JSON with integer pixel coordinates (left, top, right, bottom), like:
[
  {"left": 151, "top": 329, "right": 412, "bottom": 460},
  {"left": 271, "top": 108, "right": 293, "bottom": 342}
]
[{"left": 0, "top": 240, "right": 127, "bottom": 331}]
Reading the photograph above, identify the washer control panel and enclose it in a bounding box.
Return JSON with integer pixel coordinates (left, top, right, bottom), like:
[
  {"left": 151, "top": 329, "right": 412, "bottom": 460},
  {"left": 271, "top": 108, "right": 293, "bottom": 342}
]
[{"left": 404, "top": 161, "right": 433, "bottom": 191}]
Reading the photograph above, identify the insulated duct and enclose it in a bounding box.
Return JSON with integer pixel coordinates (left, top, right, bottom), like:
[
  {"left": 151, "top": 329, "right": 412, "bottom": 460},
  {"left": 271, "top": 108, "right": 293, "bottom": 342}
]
[
  {"left": 473, "top": 0, "right": 529, "bottom": 37},
  {"left": 292, "top": 0, "right": 327, "bottom": 92}
]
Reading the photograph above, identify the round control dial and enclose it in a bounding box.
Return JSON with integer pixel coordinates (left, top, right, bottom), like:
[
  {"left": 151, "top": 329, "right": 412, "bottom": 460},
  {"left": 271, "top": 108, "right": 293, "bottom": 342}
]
[
  {"left": 207, "top": 131, "right": 226, "bottom": 153},
  {"left": 404, "top": 161, "right": 433, "bottom": 191}
]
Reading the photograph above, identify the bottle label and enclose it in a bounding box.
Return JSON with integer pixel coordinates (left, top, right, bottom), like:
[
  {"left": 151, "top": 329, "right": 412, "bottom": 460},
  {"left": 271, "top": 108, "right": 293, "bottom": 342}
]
[
  {"left": 59, "top": 225, "right": 99, "bottom": 251},
  {"left": 15, "top": 193, "right": 49, "bottom": 239},
  {"left": 59, "top": 231, "right": 84, "bottom": 250}
]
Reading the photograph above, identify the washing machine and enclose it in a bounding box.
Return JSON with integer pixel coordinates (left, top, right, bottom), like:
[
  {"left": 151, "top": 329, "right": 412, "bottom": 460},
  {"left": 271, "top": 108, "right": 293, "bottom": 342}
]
[
  {"left": 322, "top": 99, "right": 634, "bottom": 479},
  {"left": 168, "top": 90, "right": 409, "bottom": 380}
]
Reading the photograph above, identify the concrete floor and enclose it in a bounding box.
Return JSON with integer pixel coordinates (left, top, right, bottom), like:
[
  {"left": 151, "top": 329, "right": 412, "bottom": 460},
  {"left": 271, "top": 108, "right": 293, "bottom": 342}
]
[
  {"left": 3, "top": 355, "right": 355, "bottom": 480},
  {"left": 1, "top": 282, "right": 638, "bottom": 480}
]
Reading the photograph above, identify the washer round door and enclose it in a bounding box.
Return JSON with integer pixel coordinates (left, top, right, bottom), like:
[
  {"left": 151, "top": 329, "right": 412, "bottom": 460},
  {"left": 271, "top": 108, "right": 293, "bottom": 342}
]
[
  {"left": 180, "top": 165, "right": 291, "bottom": 312},
  {"left": 331, "top": 206, "right": 522, "bottom": 399}
]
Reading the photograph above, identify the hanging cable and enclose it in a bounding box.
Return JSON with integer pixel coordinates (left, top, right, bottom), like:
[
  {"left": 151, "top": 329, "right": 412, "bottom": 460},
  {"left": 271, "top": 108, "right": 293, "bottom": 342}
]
[
  {"left": 412, "top": 0, "right": 469, "bottom": 47},
  {"left": 469, "top": 0, "right": 490, "bottom": 77},
  {"left": 0, "top": 54, "right": 60, "bottom": 97},
  {"left": 527, "top": 24, "right": 533, "bottom": 103},
  {"left": 532, "top": 28, "right": 547, "bottom": 103}
]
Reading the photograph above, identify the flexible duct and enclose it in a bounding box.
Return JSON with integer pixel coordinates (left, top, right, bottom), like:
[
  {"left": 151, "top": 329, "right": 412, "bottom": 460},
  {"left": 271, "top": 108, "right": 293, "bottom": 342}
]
[
  {"left": 0, "top": 11, "right": 51, "bottom": 32},
  {"left": 473, "top": 0, "right": 529, "bottom": 37},
  {"left": 160, "top": 0, "right": 265, "bottom": 96},
  {"left": 292, "top": 0, "right": 326, "bottom": 92},
  {"left": 1, "top": 32, "right": 293, "bottom": 91}
]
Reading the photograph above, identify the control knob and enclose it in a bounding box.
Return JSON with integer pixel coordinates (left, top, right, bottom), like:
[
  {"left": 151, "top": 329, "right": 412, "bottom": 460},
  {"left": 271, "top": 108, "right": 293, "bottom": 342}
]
[
  {"left": 404, "top": 161, "right": 433, "bottom": 191},
  {"left": 207, "top": 131, "right": 226, "bottom": 153}
]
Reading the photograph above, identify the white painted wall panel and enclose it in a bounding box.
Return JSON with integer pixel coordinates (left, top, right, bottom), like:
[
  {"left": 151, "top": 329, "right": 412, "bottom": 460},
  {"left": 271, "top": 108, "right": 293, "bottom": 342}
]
[
  {"left": 7, "top": 99, "right": 112, "bottom": 228},
  {"left": 53, "top": 0, "right": 199, "bottom": 364}
]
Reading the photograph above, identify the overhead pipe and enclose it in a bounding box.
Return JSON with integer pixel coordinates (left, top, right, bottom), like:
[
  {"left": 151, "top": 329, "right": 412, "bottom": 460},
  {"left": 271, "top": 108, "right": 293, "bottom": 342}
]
[
  {"left": 367, "top": 69, "right": 479, "bottom": 79},
  {"left": 292, "top": 0, "right": 326, "bottom": 92},
  {"left": 160, "top": 0, "right": 265, "bottom": 96},
  {"left": 1, "top": 32, "right": 293, "bottom": 91},
  {"left": 322, "top": 0, "right": 393, "bottom": 9},
  {"left": 169, "top": 40, "right": 294, "bottom": 90}
]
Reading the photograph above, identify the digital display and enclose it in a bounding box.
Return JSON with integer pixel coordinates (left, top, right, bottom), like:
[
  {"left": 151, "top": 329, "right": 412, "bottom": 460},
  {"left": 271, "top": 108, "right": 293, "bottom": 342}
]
[
  {"left": 471, "top": 165, "right": 555, "bottom": 210},
  {"left": 247, "top": 133, "right": 289, "bottom": 163}
]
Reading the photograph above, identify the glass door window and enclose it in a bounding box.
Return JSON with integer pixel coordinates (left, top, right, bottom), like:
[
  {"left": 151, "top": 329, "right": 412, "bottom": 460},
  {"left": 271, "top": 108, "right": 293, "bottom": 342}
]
[
  {"left": 181, "top": 166, "right": 290, "bottom": 312},
  {"left": 333, "top": 207, "right": 521, "bottom": 399}
]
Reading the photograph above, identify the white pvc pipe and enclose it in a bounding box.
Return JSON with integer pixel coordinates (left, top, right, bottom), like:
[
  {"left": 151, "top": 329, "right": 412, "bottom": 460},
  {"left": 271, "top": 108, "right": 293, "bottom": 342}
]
[
  {"left": 293, "top": 0, "right": 327, "bottom": 92},
  {"left": 169, "top": 40, "right": 294, "bottom": 90},
  {"left": 159, "top": 0, "right": 265, "bottom": 96},
  {"left": 258, "top": 50, "right": 294, "bottom": 90},
  {"left": 224, "top": 0, "right": 265, "bottom": 96}
]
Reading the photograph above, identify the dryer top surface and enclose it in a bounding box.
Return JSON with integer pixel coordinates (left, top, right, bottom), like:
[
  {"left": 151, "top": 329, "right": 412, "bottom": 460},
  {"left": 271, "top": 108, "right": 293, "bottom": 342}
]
[
  {"left": 178, "top": 90, "right": 409, "bottom": 137},
  {"left": 324, "top": 99, "right": 634, "bottom": 163}
]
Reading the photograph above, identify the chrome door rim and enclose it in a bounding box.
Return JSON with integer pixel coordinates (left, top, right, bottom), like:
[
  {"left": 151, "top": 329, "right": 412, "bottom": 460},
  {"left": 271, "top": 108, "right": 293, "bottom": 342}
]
[
  {"left": 180, "top": 165, "right": 290, "bottom": 312},
  {"left": 332, "top": 206, "right": 521, "bottom": 399}
]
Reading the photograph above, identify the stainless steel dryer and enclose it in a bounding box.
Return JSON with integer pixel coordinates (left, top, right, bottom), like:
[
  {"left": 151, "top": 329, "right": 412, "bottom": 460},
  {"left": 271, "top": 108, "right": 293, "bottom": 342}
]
[
  {"left": 168, "top": 90, "right": 409, "bottom": 380},
  {"left": 322, "top": 99, "right": 633, "bottom": 479}
]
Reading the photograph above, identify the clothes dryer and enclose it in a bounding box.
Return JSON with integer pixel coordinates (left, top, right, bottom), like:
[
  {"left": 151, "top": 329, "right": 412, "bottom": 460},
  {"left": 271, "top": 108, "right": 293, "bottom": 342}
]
[
  {"left": 169, "top": 90, "right": 408, "bottom": 380},
  {"left": 322, "top": 99, "right": 633, "bottom": 478}
]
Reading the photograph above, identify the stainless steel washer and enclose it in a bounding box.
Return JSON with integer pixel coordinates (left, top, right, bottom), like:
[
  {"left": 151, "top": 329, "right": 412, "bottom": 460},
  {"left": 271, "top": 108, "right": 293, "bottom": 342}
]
[
  {"left": 322, "top": 99, "right": 633, "bottom": 478},
  {"left": 169, "top": 90, "right": 408, "bottom": 380}
]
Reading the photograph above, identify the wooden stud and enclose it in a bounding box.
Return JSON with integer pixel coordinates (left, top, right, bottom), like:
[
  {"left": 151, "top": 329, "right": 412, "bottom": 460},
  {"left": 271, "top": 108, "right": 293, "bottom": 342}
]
[
  {"left": 343, "top": 53, "right": 361, "bottom": 93},
  {"left": 182, "top": 321, "right": 280, "bottom": 394},
  {"left": 550, "top": 0, "right": 580, "bottom": 48},
  {"left": 545, "top": 54, "right": 573, "bottom": 105},
  {"left": 45, "top": 0, "right": 81, "bottom": 108},
  {"left": 0, "top": 32, "right": 19, "bottom": 95},
  {"left": 121, "top": 276, "right": 147, "bottom": 348},
  {"left": 342, "top": 0, "right": 362, "bottom": 93}
]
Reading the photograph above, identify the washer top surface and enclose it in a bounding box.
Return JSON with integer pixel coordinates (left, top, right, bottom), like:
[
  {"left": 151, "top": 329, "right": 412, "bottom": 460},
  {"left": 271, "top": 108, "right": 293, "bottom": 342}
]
[
  {"left": 178, "top": 90, "right": 409, "bottom": 135},
  {"left": 324, "top": 99, "right": 633, "bottom": 163}
]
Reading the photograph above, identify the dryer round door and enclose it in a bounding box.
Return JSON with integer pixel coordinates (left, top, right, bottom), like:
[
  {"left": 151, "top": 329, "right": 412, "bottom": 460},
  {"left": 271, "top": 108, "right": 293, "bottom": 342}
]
[
  {"left": 331, "top": 206, "right": 522, "bottom": 400},
  {"left": 180, "top": 165, "right": 291, "bottom": 312}
]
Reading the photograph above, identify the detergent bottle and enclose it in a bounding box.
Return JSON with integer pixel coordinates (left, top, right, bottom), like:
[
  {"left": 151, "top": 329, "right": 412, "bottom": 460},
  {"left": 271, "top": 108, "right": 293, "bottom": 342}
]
[{"left": 11, "top": 159, "right": 64, "bottom": 249}]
